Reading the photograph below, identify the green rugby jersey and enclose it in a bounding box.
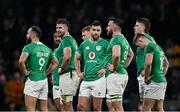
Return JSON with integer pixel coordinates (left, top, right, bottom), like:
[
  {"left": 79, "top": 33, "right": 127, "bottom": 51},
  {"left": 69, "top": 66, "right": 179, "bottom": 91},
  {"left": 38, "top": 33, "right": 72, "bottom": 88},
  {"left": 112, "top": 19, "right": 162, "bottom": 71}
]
[
  {"left": 144, "top": 43, "right": 166, "bottom": 83},
  {"left": 77, "top": 38, "right": 109, "bottom": 81},
  {"left": 22, "top": 42, "right": 54, "bottom": 81},
  {"left": 52, "top": 48, "right": 59, "bottom": 86},
  {"left": 56, "top": 35, "right": 78, "bottom": 74},
  {"left": 106, "top": 34, "right": 131, "bottom": 75},
  {"left": 136, "top": 34, "right": 156, "bottom": 75}
]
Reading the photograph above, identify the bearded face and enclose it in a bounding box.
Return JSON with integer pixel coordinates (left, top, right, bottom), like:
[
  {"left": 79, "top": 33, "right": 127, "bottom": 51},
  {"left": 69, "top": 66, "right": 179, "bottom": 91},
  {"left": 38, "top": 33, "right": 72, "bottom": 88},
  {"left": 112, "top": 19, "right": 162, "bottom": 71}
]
[
  {"left": 106, "top": 21, "right": 113, "bottom": 35},
  {"left": 26, "top": 28, "right": 32, "bottom": 44},
  {"left": 56, "top": 24, "right": 67, "bottom": 38},
  {"left": 53, "top": 32, "right": 61, "bottom": 47},
  {"left": 91, "top": 26, "right": 102, "bottom": 41}
]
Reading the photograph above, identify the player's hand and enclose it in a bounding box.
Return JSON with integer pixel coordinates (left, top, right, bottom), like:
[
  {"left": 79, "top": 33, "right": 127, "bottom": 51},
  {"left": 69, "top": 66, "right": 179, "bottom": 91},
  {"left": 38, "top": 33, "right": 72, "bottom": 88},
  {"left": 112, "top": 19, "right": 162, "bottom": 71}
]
[
  {"left": 97, "top": 69, "right": 106, "bottom": 76},
  {"left": 25, "top": 70, "right": 31, "bottom": 76},
  {"left": 77, "top": 72, "right": 84, "bottom": 80},
  {"left": 145, "top": 76, "right": 152, "bottom": 85},
  {"left": 107, "top": 63, "right": 114, "bottom": 72},
  {"left": 141, "top": 70, "right": 145, "bottom": 77},
  {"left": 58, "top": 67, "right": 62, "bottom": 75},
  {"left": 51, "top": 79, "right": 54, "bottom": 85}
]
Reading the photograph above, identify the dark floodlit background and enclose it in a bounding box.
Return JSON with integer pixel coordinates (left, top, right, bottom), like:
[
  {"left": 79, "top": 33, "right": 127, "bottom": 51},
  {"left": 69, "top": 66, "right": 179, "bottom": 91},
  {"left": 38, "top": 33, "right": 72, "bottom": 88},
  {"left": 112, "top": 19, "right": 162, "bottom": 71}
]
[{"left": 0, "top": 0, "right": 180, "bottom": 110}]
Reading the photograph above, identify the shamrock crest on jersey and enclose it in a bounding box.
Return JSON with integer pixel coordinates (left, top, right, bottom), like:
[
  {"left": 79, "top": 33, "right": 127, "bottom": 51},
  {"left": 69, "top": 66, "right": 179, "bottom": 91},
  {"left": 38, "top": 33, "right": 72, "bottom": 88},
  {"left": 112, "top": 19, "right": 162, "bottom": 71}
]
[{"left": 96, "top": 45, "right": 101, "bottom": 51}]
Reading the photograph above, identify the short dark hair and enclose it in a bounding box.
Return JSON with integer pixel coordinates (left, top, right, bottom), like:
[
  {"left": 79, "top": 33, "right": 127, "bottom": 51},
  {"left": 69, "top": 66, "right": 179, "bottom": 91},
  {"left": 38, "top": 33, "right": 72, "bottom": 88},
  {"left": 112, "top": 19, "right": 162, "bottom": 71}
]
[
  {"left": 108, "top": 17, "right": 124, "bottom": 29},
  {"left": 91, "top": 20, "right": 102, "bottom": 27},
  {"left": 31, "top": 26, "right": 42, "bottom": 38},
  {"left": 56, "top": 18, "right": 70, "bottom": 31},
  {"left": 136, "top": 17, "right": 151, "bottom": 34},
  {"left": 82, "top": 25, "right": 91, "bottom": 32},
  {"left": 133, "top": 33, "right": 145, "bottom": 45}
]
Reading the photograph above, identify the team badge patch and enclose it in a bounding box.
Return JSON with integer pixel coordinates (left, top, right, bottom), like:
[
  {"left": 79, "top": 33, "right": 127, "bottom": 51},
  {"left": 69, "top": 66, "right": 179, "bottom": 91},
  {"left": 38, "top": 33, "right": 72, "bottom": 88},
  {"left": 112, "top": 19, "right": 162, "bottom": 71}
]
[
  {"left": 89, "top": 52, "right": 95, "bottom": 59},
  {"left": 96, "top": 46, "right": 101, "bottom": 51},
  {"left": 86, "top": 46, "right": 90, "bottom": 50}
]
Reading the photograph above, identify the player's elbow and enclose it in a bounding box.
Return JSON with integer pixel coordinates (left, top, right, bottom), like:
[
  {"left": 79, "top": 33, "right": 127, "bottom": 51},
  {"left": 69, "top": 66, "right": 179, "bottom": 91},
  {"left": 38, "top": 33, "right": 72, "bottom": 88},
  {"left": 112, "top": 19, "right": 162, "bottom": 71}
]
[
  {"left": 113, "top": 55, "right": 119, "bottom": 61},
  {"left": 113, "top": 51, "right": 119, "bottom": 60},
  {"left": 129, "top": 50, "right": 134, "bottom": 59},
  {"left": 53, "top": 59, "right": 58, "bottom": 67},
  {"left": 145, "top": 58, "right": 152, "bottom": 66},
  {"left": 64, "top": 56, "right": 71, "bottom": 64},
  {"left": 74, "top": 54, "right": 81, "bottom": 61},
  {"left": 145, "top": 60, "right": 152, "bottom": 67},
  {"left": 64, "top": 53, "right": 71, "bottom": 60},
  {"left": 165, "top": 60, "right": 169, "bottom": 69},
  {"left": 18, "top": 60, "right": 25, "bottom": 65}
]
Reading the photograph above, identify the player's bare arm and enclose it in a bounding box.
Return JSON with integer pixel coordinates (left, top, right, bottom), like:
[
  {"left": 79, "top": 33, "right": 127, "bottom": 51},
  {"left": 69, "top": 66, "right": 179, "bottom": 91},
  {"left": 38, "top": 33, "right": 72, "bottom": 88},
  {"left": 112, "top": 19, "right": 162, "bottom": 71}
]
[
  {"left": 112, "top": 45, "right": 121, "bottom": 72},
  {"left": 140, "top": 69, "right": 145, "bottom": 77},
  {"left": 74, "top": 53, "right": 84, "bottom": 79},
  {"left": 19, "top": 52, "right": 30, "bottom": 76},
  {"left": 163, "top": 56, "right": 169, "bottom": 75},
  {"left": 46, "top": 57, "right": 58, "bottom": 75},
  {"left": 144, "top": 53, "right": 153, "bottom": 83},
  {"left": 125, "top": 48, "right": 134, "bottom": 67},
  {"left": 107, "top": 45, "right": 121, "bottom": 72},
  {"left": 58, "top": 47, "right": 71, "bottom": 74}
]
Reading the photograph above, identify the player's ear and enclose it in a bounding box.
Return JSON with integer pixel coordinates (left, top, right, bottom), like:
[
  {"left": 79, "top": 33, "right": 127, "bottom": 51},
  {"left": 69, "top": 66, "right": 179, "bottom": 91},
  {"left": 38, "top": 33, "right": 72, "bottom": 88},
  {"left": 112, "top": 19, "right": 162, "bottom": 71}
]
[{"left": 31, "top": 32, "right": 36, "bottom": 38}]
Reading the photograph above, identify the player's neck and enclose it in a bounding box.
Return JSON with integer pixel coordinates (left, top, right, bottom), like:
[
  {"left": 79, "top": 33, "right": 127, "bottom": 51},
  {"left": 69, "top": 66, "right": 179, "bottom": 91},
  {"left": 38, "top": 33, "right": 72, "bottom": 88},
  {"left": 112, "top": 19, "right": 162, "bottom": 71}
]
[
  {"left": 113, "top": 30, "right": 121, "bottom": 35},
  {"left": 141, "top": 32, "right": 146, "bottom": 34},
  {"left": 113, "top": 28, "right": 121, "bottom": 35},
  {"left": 63, "top": 32, "right": 70, "bottom": 38},
  {"left": 91, "top": 37, "right": 100, "bottom": 42},
  {"left": 31, "top": 38, "right": 39, "bottom": 42}
]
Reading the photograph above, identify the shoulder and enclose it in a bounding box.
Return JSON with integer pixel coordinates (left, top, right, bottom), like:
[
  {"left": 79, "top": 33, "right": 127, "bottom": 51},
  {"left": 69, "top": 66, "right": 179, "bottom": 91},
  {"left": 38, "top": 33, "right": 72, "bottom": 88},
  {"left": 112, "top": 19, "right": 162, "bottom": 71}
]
[
  {"left": 65, "top": 35, "right": 74, "bottom": 40},
  {"left": 113, "top": 34, "right": 124, "bottom": 41},
  {"left": 53, "top": 48, "right": 58, "bottom": 52},
  {"left": 40, "top": 43, "right": 52, "bottom": 52},
  {"left": 22, "top": 43, "right": 35, "bottom": 50},
  {"left": 145, "top": 43, "right": 156, "bottom": 52},
  {"left": 25, "top": 42, "right": 34, "bottom": 47},
  {"left": 64, "top": 35, "right": 77, "bottom": 43},
  {"left": 147, "top": 42, "right": 156, "bottom": 48},
  {"left": 145, "top": 34, "right": 156, "bottom": 44},
  {"left": 100, "top": 38, "right": 109, "bottom": 43},
  {"left": 82, "top": 39, "right": 90, "bottom": 45}
]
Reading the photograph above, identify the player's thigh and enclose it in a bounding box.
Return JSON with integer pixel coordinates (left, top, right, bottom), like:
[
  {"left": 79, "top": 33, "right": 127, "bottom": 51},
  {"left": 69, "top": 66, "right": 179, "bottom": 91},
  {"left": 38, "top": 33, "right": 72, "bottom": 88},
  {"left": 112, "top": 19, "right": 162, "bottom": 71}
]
[
  {"left": 39, "top": 99, "right": 48, "bottom": 111},
  {"left": 59, "top": 71, "right": 79, "bottom": 95},
  {"left": 154, "top": 99, "right": 164, "bottom": 111},
  {"left": 53, "top": 85, "right": 61, "bottom": 99},
  {"left": 38, "top": 79, "right": 48, "bottom": 100},
  {"left": 79, "top": 81, "right": 91, "bottom": 97},
  {"left": 24, "top": 94, "right": 37, "bottom": 110},
  {"left": 54, "top": 98, "right": 61, "bottom": 105},
  {"left": 144, "top": 82, "right": 167, "bottom": 100},
  {"left": 71, "top": 71, "right": 80, "bottom": 89},
  {"left": 24, "top": 78, "right": 42, "bottom": 98},
  {"left": 144, "top": 98, "right": 155, "bottom": 109},
  {"left": 137, "top": 74, "right": 145, "bottom": 94},
  {"left": 107, "top": 73, "right": 128, "bottom": 95},
  {"left": 106, "top": 100, "right": 114, "bottom": 111},
  {"left": 92, "top": 97, "right": 103, "bottom": 108},
  {"left": 92, "top": 76, "right": 106, "bottom": 98},
  {"left": 78, "top": 96, "right": 90, "bottom": 108}
]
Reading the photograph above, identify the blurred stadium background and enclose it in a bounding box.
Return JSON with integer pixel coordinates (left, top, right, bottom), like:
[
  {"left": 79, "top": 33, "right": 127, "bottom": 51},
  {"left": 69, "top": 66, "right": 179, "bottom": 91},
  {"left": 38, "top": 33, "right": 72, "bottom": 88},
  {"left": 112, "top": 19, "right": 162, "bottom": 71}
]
[{"left": 0, "top": 0, "right": 180, "bottom": 110}]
